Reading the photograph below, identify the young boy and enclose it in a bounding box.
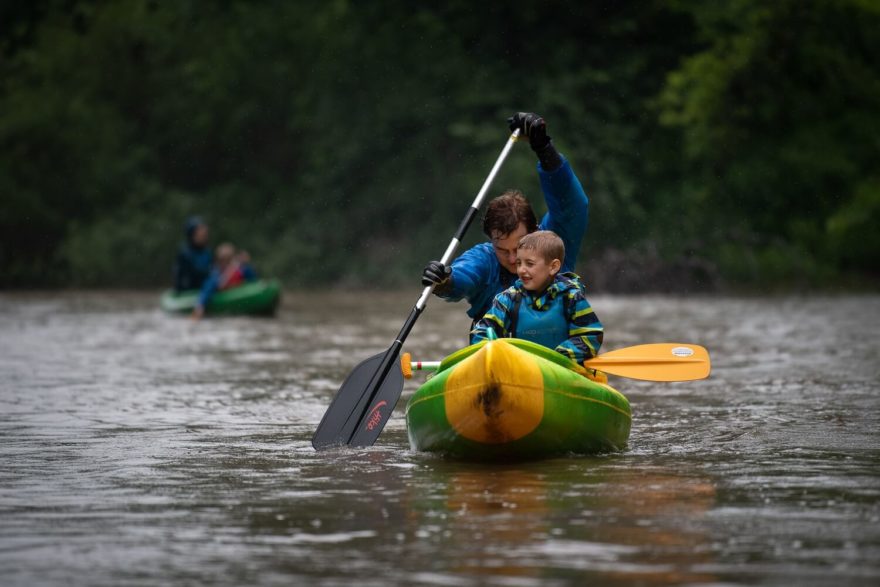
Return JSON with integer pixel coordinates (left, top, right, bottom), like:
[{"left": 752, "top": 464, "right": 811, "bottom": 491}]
[
  {"left": 471, "top": 230, "right": 603, "bottom": 365},
  {"left": 191, "top": 242, "right": 258, "bottom": 319}
]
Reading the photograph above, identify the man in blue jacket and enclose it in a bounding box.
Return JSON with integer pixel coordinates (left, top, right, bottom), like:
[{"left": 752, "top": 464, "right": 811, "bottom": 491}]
[
  {"left": 173, "top": 216, "right": 213, "bottom": 292},
  {"left": 422, "top": 112, "right": 589, "bottom": 324}
]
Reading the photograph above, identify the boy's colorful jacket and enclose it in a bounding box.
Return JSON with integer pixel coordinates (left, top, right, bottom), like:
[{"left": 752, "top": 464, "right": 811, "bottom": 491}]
[
  {"left": 436, "top": 156, "right": 589, "bottom": 320},
  {"left": 471, "top": 272, "right": 603, "bottom": 364}
]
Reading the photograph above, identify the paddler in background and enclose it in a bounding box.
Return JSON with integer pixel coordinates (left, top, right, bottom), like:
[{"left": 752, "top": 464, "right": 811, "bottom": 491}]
[
  {"left": 173, "top": 216, "right": 213, "bottom": 292},
  {"left": 191, "top": 242, "right": 258, "bottom": 320},
  {"left": 421, "top": 112, "right": 589, "bottom": 327}
]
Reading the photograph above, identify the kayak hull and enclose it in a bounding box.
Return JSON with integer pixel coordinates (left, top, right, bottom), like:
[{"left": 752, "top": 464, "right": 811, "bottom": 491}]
[
  {"left": 405, "top": 339, "right": 631, "bottom": 460},
  {"left": 160, "top": 279, "right": 281, "bottom": 316}
]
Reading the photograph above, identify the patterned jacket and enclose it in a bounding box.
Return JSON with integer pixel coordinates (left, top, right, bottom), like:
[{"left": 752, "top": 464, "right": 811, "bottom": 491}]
[{"left": 471, "top": 272, "right": 603, "bottom": 364}]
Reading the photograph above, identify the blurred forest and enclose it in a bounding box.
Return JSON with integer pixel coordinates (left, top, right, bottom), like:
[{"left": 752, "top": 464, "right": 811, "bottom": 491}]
[{"left": 1, "top": 0, "right": 878, "bottom": 291}]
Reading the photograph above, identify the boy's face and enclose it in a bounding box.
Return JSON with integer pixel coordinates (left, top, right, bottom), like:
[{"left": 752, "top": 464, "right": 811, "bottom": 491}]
[
  {"left": 492, "top": 222, "right": 530, "bottom": 274},
  {"left": 215, "top": 245, "right": 235, "bottom": 268},
  {"left": 516, "top": 248, "right": 561, "bottom": 292}
]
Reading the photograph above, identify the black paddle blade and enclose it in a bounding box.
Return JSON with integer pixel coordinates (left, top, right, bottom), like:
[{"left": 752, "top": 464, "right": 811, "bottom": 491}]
[
  {"left": 347, "top": 351, "right": 405, "bottom": 448},
  {"left": 311, "top": 349, "right": 404, "bottom": 450}
]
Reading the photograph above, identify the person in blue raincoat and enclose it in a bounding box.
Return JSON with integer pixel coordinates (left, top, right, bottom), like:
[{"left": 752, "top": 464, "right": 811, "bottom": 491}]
[
  {"left": 422, "top": 112, "right": 590, "bottom": 326},
  {"left": 173, "top": 216, "right": 212, "bottom": 292}
]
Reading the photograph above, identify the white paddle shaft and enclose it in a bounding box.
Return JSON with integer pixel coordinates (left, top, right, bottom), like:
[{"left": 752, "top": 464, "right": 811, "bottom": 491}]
[{"left": 415, "top": 129, "right": 521, "bottom": 311}]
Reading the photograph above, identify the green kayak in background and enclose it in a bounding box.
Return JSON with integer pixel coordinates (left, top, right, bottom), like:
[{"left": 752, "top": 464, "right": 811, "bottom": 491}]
[
  {"left": 405, "top": 338, "right": 631, "bottom": 460},
  {"left": 160, "top": 279, "right": 281, "bottom": 316}
]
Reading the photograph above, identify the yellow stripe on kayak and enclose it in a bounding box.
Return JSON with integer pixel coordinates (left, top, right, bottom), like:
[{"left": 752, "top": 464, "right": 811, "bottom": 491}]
[
  {"left": 545, "top": 386, "right": 633, "bottom": 419},
  {"left": 406, "top": 388, "right": 449, "bottom": 410}
]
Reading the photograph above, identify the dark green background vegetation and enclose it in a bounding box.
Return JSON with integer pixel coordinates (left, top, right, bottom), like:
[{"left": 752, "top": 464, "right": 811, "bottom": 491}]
[{"left": 1, "top": 0, "right": 878, "bottom": 290}]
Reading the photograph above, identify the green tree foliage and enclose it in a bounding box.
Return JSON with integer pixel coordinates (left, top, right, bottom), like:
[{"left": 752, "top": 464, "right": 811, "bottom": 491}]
[
  {"left": 0, "top": 0, "right": 877, "bottom": 288},
  {"left": 657, "top": 0, "right": 880, "bottom": 281}
]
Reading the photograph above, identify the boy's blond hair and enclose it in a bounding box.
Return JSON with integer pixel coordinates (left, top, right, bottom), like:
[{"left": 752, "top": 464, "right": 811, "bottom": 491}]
[
  {"left": 215, "top": 242, "right": 236, "bottom": 264},
  {"left": 517, "top": 230, "right": 564, "bottom": 263}
]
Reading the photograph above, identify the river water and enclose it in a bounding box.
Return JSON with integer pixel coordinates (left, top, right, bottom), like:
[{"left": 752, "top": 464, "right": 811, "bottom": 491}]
[{"left": 0, "top": 290, "right": 878, "bottom": 586}]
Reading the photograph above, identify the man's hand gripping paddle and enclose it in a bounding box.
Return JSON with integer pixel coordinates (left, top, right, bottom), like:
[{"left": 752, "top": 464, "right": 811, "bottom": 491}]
[{"left": 311, "top": 129, "right": 521, "bottom": 449}]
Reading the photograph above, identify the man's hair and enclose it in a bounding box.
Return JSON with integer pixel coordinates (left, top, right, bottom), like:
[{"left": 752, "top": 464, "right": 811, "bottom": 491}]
[
  {"left": 517, "top": 230, "right": 564, "bottom": 263},
  {"left": 482, "top": 190, "right": 538, "bottom": 239}
]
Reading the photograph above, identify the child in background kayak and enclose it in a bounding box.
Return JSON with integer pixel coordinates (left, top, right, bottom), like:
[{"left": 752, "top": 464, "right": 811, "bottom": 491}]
[
  {"left": 470, "top": 230, "right": 603, "bottom": 365},
  {"left": 191, "top": 242, "right": 258, "bottom": 320}
]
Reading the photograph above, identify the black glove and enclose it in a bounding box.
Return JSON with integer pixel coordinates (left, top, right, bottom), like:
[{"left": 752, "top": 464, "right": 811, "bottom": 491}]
[
  {"left": 421, "top": 260, "right": 451, "bottom": 287},
  {"left": 508, "top": 112, "right": 562, "bottom": 171},
  {"left": 508, "top": 112, "right": 550, "bottom": 150}
]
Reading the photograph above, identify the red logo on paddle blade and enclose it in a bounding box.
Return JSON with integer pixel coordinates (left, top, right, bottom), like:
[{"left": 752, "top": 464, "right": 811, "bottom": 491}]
[{"left": 365, "top": 401, "right": 388, "bottom": 431}]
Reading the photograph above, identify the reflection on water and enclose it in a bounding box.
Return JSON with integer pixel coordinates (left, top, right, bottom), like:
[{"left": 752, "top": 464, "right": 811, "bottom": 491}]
[
  {"left": 0, "top": 290, "right": 878, "bottom": 586},
  {"left": 410, "top": 462, "right": 718, "bottom": 586}
]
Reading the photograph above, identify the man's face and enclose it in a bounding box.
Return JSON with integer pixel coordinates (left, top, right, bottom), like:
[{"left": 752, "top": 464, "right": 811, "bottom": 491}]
[
  {"left": 491, "top": 222, "right": 530, "bottom": 274},
  {"left": 516, "top": 248, "right": 560, "bottom": 292},
  {"left": 192, "top": 224, "right": 209, "bottom": 247}
]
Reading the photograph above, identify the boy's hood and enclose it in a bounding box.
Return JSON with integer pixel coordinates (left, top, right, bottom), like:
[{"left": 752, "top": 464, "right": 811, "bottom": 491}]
[
  {"left": 515, "top": 271, "right": 582, "bottom": 308},
  {"left": 551, "top": 271, "right": 583, "bottom": 293}
]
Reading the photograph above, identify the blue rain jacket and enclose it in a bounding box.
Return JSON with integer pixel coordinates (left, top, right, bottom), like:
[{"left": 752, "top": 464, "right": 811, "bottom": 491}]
[
  {"left": 173, "top": 244, "right": 212, "bottom": 292},
  {"left": 438, "top": 156, "right": 589, "bottom": 319},
  {"left": 173, "top": 216, "right": 212, "bottom": 291}
]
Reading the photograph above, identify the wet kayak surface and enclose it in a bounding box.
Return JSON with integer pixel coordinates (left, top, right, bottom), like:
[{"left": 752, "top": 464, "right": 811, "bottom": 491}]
[{"left": 1, "top": 290, "right": 878, "bottom": 586}]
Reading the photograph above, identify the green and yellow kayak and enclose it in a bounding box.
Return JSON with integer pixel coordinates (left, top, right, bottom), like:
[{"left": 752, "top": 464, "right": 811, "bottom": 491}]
[
  {"left": 405, "top": 338, "right": 631, "bottom": 460},
  {"left": 160, "top": 279, "right": 281, "bottom": 316}
]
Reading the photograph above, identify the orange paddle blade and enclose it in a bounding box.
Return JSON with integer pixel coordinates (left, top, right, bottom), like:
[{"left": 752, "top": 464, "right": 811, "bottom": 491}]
[{"left": 585, "top": 343, "right": 711, "bottom": 382}]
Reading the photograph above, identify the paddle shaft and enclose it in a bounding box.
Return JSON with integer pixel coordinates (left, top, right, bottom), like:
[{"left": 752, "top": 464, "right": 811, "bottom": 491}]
[
  {"left": 410, "top": 360, "right": 441, "bottom": 371},
  {"left": 336, "top": 130, "right": 521, "bottom": 447},
  {"left": 415, "top": 128, "right": 521, "bottom": 312}
]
